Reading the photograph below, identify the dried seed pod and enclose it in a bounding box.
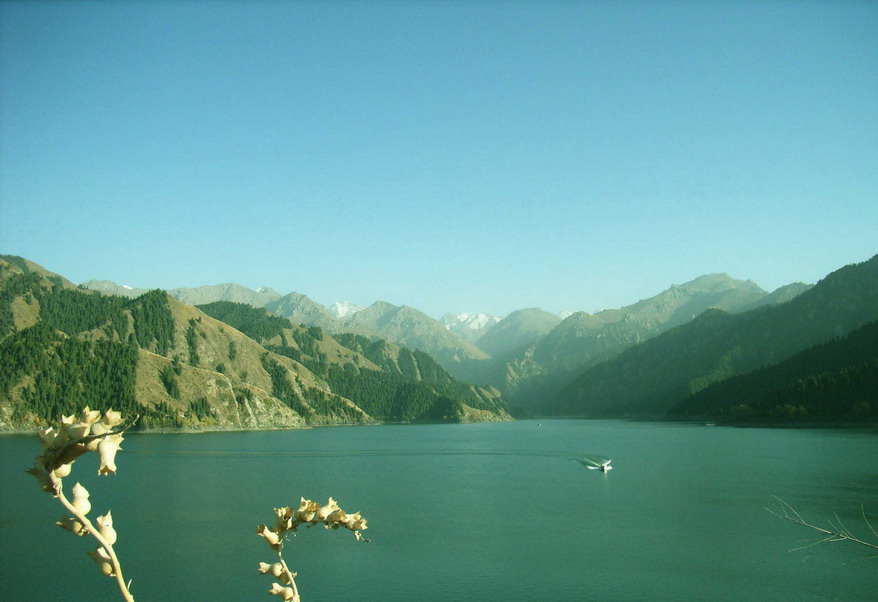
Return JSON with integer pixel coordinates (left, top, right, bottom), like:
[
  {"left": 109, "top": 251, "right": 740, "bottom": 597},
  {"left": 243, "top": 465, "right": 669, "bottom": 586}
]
[
  {"left": 96, "top": 511, "right": 117, "bottom": 545},
  {"left": 52, "top": 462, "right": 73, "bottom": 479},
  {"left": 256, "top": 524, "right": 283, "bottom": 551},
  {"left": 27, "top": 460, "right": 59, "bottom": 493},
  {"left": 102, "top": 409, "right": 123, "bottom": 428},
  {"left": 97, "top": 434, "right": 123, "bottom": 475},
  {"left": 87, "top": 547, "right": 115, "bottom": 577},
  {"left": 316, "top": 498, "right": 339, "bottom": 522},
  {"left": 72, "top": 482, "right": 91, "bottom": 515},
  {"left": 56, "top": 516, "right": 89, "bottom": 536},
  {"left": 268, "top": 583, "right": 297, "bottom": 601}
]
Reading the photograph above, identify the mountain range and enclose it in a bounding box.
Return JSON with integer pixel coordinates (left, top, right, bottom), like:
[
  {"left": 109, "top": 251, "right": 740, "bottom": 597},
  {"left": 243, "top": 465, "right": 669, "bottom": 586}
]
[
  {"left": 439, "top": 312, "right": 502, "bottom": 342},
  {"left": 475, "top": 308, "right": 563, "bottom": 359},
  {"left": 550, "top": 255, "right": 878, "bottom": 419},
  {"left": 330, "top": 301, "right": 365, "bottom": 319},
  {"left": 0, "top": 256, "right": 510, "bottom": 430},
  {"left": 80, "top": 272, "right": 811, "bottom": 396},
  {"left": 485, "top": 274, "right": 815, "bottom": 409},
  {"left": 82, "top": 280, "right": 284, "bottom": 307},
  {"left": 11, "top": 251, "right": 877, "bottom": 427}
]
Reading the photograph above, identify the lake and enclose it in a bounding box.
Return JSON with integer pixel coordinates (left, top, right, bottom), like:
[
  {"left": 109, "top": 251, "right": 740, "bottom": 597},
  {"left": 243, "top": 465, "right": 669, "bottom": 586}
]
[{"left": 2, "top": 419, "right": 877, "bottom": 600}]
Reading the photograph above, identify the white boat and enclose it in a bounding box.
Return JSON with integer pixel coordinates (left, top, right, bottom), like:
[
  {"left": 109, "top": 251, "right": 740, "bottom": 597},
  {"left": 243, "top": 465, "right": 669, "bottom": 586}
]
[{"left": 575, "top": 456, "right": 613, "bottom": 472}]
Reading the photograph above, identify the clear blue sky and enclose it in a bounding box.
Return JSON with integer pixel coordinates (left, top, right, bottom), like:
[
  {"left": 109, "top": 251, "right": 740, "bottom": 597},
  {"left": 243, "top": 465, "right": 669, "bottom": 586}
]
[{"left": 2, "top": 1, "right": 876, "bottom": 318}]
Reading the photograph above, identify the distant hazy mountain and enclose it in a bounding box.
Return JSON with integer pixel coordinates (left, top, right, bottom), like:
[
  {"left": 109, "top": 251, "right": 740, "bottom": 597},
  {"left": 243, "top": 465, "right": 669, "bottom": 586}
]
[
  {"left": 330, "top": 301, "right": 365, "bottom": 319},
  {"left": 492, "top": 273, "right": 797, "bottom": 407},
  {"left": 474, "top": 308, "right": 562, "bottom": 359},
  {"left": 535, "top": 273, "right": 768, "bottom": 367},
  {"left": 551, "top": 254, "right": 878, "bottom": 418},
  {"left": 169, "top": 283, "right": 281, "bottom": 307},
  {"left": 78, "top": 280, "right": 490, "bottom": 380},
  {"left": 81, "top": 279, "right": 284, "bottom": 307},
  {"left": 260, "top": 297, "right": 492, "bottom": 379},
  {"left": 265, "top": 292, "right": 341, "bottom": 331},
  {"left": 439, "top": 312, "right": 502, "bottom": 343},
  {"left": 343, "top": 301, "right": 491, "bottom": 373},
  {"left": 742, "top": 281, "right": 813, "bottom": 310},
  {"left": 80, "top": 279, "right": 150, "bottom": 298}
]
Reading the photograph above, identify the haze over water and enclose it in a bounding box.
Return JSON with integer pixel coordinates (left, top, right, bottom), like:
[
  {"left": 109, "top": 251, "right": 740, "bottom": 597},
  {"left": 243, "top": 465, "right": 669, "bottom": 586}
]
[{"left": 2, "top": 420, "right": 877, "bottom": 600}]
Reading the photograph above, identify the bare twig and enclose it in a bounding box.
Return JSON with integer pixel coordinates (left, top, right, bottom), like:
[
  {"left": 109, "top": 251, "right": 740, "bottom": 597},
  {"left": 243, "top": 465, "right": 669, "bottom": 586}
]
[
  {"left": 767, "top": 496, "right": 878, "bottom": 555},
  {"left": 864, "top": 504, "right": 878, "bottom": 542}
]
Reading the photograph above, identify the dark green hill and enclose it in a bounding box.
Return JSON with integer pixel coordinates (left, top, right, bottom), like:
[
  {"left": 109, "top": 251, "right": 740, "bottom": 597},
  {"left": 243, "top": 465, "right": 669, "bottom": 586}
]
[
  {"left": 196, "top": 300, "right": 293, "bottom": 343},
  {"left": 0, "top": 259, "right": 182, "bottom": 424},
  {"left": 0, "top": 254, "right": 79, "bottom": 290},
  {"left": 0, "top": 321, "right": 140, "bottom": 422},
  {"left": 666, "top": 320, "right": 878, "bottom": 423},
  {"left": 551, "top": 254, "right": 878, "bottom": 418}
]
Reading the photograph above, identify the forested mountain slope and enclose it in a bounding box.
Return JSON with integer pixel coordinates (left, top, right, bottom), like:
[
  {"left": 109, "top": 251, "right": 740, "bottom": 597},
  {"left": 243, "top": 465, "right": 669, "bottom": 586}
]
[
  {"left": 197, "top": 301, "right": 507, "bottom": 423},
  {"left": 666, "top": 320, "right": 878, "bottom": 423},
  {"left": 0, "top": 257, "right": 509, "bottom": 430},
  {"left": 550, "top": 255, "right": 878, "bottom": 418},
  {"left": 83, "top": 281, "right": 485, "bottom": 379}
]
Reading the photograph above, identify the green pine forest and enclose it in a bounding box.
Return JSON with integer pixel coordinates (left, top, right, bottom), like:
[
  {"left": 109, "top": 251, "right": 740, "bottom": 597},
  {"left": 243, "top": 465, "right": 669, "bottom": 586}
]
[
  {"left": 0, "top": 270, "right": 173, "bottom": 423},
  {"left": 666, "top": 320, "right": 878, "bottom": 423}
]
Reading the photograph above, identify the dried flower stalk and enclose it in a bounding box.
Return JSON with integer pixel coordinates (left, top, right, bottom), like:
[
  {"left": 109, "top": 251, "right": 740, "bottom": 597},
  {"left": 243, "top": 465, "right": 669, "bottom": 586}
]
[
  {"left": 29, "top": 406, "right": 371, "bottom": 601},
  {"left": 28, "top": 407, "right": 138, "bottom": 601},
  {"left": 257, "top": 497, "right": 369, "bottom": 601}
]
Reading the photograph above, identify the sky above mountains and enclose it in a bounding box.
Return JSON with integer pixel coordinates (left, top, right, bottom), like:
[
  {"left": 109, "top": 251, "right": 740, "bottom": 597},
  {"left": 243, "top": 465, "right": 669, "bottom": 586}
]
[{"left": 2, "top": 1, "right": 876, "bottom": 318}]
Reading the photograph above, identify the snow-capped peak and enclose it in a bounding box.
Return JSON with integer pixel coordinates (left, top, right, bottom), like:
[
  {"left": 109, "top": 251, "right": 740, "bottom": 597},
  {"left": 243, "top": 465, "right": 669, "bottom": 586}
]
[
  {"left": 330, "top": 301, "right": 365, "bottom": 319},
  {"left": 440, "top": 312, "right": 501, "bottom": 332},
  {"left": 253, "top": 286, "right": 281, "bottom": 298}
]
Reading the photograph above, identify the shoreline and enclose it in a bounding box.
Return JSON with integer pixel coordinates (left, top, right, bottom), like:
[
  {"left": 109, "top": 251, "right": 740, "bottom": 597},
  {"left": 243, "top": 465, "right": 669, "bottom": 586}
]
[
  {"left": 0, "top": 414, "right": 515, "bottom": 436},
  {"left": 5, "top": 414, "right": 876, "bottom": 436}
]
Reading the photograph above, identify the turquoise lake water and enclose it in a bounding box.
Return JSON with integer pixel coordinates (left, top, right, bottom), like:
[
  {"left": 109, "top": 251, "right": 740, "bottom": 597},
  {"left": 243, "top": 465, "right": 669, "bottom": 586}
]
[{"left": 2, "top": 419, "right": 877, "bottom": 600}]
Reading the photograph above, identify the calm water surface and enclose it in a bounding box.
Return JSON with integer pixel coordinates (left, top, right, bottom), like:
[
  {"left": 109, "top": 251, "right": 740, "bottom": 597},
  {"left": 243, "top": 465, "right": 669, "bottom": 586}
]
[{"left": 2, "top": 420, "right": 877, "bottom": 601}]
